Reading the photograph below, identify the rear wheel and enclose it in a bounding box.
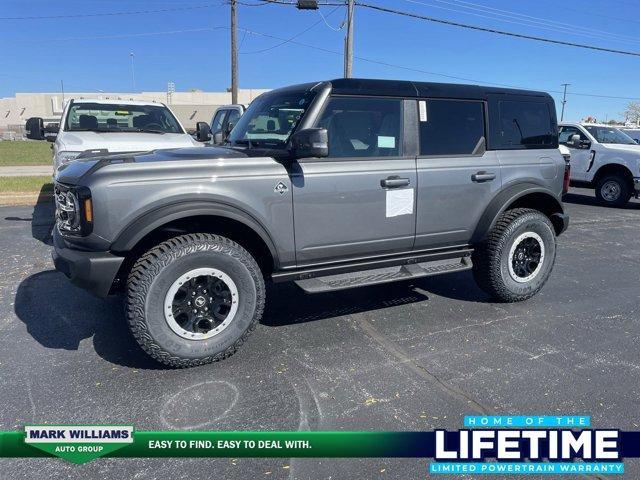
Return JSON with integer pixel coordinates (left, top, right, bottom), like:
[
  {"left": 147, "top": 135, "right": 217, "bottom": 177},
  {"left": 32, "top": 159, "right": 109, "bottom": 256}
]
[
  {"left": 595, "top": 174, "right": 632, "bottom": 207},
  {"left": 126, "top": 233, "right": 265, "bottom": 367},
  {"left": 472, "top": 208, "right": 556, "bottom": 302}
]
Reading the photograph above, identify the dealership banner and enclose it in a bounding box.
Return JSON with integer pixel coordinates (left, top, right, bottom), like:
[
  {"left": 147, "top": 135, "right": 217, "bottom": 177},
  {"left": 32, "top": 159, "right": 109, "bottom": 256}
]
[{"left": 1, "top": 416, "right": 639, "bottom": 472}]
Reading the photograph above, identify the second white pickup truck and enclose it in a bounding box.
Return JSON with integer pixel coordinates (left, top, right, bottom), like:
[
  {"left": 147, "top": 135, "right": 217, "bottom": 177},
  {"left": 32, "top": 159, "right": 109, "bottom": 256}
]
[{"left": 559, "top": 122, "right": 640, "bottom": 206}]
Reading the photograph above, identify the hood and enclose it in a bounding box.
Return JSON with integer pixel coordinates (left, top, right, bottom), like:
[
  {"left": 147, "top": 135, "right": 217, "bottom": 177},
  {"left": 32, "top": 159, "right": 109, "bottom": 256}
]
[
  {"left": 55, "top": 146, "right": 248, "bottom": 184},
  {"left": 58, "top": 131, "right": 200, "bottom": 152},
  {"left": 599, "top": 143, "right": 640, "bottom": 154}
]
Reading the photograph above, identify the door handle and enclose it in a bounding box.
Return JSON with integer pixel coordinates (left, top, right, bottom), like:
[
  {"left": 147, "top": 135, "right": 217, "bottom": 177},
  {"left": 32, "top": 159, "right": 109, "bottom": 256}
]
[
  {"left": 471, "top": 171, "right": 496, "bottom": 183},
  {"left": 381, "top": 176, "right": 410, "bottom": 188}
]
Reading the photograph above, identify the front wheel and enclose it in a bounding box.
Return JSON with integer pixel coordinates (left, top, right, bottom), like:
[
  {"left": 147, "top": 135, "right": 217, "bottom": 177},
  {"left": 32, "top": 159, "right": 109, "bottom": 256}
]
[
  {"left": 595, "top": 174, "right": 632, "bottom": 207},
  {"left": 472, "top": 208, "right": 557, "bottom": 303},
  {"left": 126, "top": 233, "right": 265, "bottom": 367}
]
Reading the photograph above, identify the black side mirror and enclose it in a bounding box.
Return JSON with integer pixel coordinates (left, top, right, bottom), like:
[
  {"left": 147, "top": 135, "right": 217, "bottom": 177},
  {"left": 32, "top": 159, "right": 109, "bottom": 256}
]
[
  {"left": 195, "top": 121, "right": 211, "bottom": 142},
  {"left": 290, "top": 128, "right": 328, "bottom": 159},
  {"left": 25, "top": 117, "right": 45, "bottom": 140}
]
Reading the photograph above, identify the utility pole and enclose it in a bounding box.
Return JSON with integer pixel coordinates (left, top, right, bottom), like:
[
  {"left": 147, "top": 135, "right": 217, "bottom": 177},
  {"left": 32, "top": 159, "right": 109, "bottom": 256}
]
[
  {"left": 130, "top": 52, "right": 136, "bottom": 92},
  {"left": 61, "top": 80, "right": 65, "bottom": 104},
  {"left": 231, "top": 0, "right": 238, "bottom": 104},
  {"left": 560, "top": 83, "right": 570, "bottom": 121},
  {"left": 344, "top": 0, "right": 355, "bottom": 78}
]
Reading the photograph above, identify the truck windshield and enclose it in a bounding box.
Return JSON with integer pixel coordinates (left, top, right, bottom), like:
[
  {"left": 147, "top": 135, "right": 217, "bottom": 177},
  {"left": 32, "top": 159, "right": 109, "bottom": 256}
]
[
  {"left": 228, "top": 89, "right": 316, "bottom": 148},
  {"left": 65, "top": 103, "right": 184, "bottom": 134},
  {"left": 584, "top": 126, "right": 636, "bottom": 145}
]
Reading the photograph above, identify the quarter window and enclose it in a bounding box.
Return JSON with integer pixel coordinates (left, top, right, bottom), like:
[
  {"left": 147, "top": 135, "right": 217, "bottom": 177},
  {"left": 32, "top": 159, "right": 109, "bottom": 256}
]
[
  {"left": 419, "top": 99, "right": 485, "bottom": 156},
  {"left": 499, "top": 100, "right": 555, "bottom": 148},
  {"left": 316, "top": 97, "right": 402, "bottom": 158}
]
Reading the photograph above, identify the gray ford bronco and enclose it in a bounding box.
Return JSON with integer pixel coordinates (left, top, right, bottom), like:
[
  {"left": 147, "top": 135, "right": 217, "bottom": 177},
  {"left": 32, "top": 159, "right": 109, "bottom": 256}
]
[{"left": 52, "top": 78, "right": 570, "bottom": 367}]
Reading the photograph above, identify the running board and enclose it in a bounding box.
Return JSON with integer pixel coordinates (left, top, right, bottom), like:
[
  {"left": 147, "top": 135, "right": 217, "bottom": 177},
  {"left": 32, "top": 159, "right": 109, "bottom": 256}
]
[{"left": 294, "top": 256, "right": 472, "bottom": 293}]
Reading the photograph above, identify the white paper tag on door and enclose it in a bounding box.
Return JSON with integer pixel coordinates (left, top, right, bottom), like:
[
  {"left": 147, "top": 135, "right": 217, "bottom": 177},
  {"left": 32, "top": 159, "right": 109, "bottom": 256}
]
[
  {"left": 419, "top": 101, "right": 427, "bottom": 122},
  {"left": 386, "top": 188, "right": 414, "bottom": 218}
]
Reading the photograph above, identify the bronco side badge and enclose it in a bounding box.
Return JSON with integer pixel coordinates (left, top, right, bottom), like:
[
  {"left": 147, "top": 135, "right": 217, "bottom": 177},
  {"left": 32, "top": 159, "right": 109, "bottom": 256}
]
[{"left": 274, "top": 182, "right": 288, "bottom": 195}]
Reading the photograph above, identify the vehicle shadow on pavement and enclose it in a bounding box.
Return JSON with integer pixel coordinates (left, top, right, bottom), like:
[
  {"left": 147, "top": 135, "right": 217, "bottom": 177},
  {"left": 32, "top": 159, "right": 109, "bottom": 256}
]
[
  {"left": 563, "top": 192, "right": 640, "bottom": 210},
  {"left": 31, "top": 193, "right": 55, "bottom": 245},
  {"left": 261, "top": 271, "right": 488, "bottom": 327},
  {"left": 14, "top": 270, "right": 163, "bottom": 370}
]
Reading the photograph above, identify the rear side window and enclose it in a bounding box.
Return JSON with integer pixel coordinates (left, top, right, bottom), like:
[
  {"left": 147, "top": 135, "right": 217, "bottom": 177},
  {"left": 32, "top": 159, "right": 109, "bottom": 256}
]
[
  {"left": 419, "top": 99, "right": 485, "bottom": 156},
  {"left": 316, "top": 96, "right": 402, "bottom": 158},
  {"left": 498, "top": 100, "right": 555, "bottom": 148}
]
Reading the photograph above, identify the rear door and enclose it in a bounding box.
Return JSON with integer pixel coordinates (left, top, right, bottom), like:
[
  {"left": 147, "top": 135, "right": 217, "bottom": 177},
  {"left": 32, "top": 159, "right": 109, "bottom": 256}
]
[
  {"left": 292, "top": 96, "right": 417, "bottom": 265},
  {"left": 414, "top": 98, "right": 501, "bottom": 249}
]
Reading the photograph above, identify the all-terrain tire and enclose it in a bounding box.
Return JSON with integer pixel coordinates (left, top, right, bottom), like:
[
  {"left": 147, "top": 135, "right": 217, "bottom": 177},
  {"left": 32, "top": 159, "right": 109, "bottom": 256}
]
[
  {"left": 595, "top": 174, "right": 632, "bottom": 207},
  {"left": 126, "top": 233, "right": 265, "bottom": 368},
  {"left": 472, "top": 208, "right": 556, "bottom": 303}
]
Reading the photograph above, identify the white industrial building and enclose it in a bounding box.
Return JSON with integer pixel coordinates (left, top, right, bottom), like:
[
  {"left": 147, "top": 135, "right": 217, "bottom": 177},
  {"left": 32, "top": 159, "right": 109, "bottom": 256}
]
[{"left": 0, "top": 89, "right": 269, "bottom": 137}]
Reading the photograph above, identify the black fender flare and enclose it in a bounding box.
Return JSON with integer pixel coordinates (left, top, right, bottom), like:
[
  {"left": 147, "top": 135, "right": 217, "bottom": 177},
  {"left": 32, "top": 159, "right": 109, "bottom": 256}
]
[
  {"left": 110, "top": 200, "right": 279, "bottom": 266},
  {"left": 471, "top": 183, "right": 565, "bottom": 243}
]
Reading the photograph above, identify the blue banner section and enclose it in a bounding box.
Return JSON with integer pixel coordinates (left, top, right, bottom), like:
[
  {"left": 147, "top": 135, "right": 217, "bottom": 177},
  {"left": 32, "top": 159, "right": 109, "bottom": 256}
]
[
  {"left": 430, "top": 462, "right": 624, "bottom": 475},
  {"left": 464, "top": 416, "right": 591, "bottom": 428}
]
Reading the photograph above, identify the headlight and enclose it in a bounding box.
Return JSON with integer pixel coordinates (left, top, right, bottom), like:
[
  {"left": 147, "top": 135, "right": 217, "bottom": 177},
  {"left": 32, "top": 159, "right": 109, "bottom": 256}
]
[
  {"left": 55, "top": 151, "right": 81, "bottom": 169},
  {"left": 54, "top": 184, "right": 93, "bottom": 235}
]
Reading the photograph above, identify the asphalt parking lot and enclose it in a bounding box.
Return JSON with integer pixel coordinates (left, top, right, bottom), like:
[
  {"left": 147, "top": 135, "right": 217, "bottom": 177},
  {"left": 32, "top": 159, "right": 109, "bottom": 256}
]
[{"left": 1, "top": 187, "right": 639, "bottom": 479}]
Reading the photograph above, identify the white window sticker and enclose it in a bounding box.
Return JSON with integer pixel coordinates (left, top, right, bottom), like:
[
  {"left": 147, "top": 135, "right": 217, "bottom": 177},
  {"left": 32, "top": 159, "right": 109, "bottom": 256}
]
[
  {"left": 419, "top": 100, "right": 427, "bottom": 122},
  {"left": 377, "top": 136, "right": 396, "bottom": 148},
  {"left": 386, "top": 188, "right": 414, "bottom": 218}
]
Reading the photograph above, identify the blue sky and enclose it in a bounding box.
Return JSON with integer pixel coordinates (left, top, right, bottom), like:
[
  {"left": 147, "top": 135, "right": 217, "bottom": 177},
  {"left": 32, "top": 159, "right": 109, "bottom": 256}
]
[{"left": 1, "top": 0, "right": 639, "bottom": 122}]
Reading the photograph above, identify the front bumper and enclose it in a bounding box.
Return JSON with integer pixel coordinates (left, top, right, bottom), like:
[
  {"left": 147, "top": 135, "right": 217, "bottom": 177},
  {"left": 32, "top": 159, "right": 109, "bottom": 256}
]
[{"left": 52, "top": 228, "right": 124, "bottom": 297}]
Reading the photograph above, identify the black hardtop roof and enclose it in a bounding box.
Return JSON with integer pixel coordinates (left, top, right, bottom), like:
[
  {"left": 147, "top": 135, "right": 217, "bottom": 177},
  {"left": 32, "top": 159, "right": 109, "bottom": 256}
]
[{"left": 269, "top": 78, "right": 551, "bottom": 101}]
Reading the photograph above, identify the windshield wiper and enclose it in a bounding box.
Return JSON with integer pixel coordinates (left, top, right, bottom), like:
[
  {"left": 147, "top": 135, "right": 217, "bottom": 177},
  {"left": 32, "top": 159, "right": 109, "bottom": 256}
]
[{"left": 131, "top": 128, "right": 166, "bottom": 134}]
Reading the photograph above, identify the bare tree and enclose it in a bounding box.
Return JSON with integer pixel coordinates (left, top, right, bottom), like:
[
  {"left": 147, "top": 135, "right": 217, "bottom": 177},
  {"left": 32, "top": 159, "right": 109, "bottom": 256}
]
[{"left": 623, "top": 101, "right": 640, "bottom": 125}]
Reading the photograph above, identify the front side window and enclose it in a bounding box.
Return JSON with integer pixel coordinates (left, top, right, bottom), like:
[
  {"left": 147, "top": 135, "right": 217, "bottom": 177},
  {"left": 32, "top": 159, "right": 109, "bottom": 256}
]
[
  {"left": 558, "top": 126, "right": 587, "bottom": 145},
  {"left": 65, "top": 103, "right": 183, "bottom": 134},
  {"left": 226, "top": 109, "right": 241, "bottom": 127},
  {"left": 499, "top": 101, "right": 555, "bottom": 148},
  {"left": 228, "top": 89, "right": 315, "bottom": 148},
  {"left": 419, "top": 99, "right": 485, "bottom": 156},
  {"left": 211, "top": 110, "right": 227, "bottom": 133},
  {"left": 316, "top": 96, "right": 402, "bottom": 158},
  {"left": 584, "top": 126, "right": 636, "bottom": 145}
]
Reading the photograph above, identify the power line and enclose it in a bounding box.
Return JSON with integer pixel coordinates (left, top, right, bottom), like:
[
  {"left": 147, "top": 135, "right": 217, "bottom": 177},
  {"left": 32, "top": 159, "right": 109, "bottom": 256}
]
[
  {"left": 400, "top": 0, "right": 640, "bottom": 46},
  {"left": 231, "top": 26, "right": 640, "bottom": 100},
  {"left": 0, "top": 3, "right": 224, "bottom": 20},
  {"left": 240, "top": 5, "right": 341, "bottom": 54},
  {"left": 356, "top": 2, "right": 640, "bottom": 57}
]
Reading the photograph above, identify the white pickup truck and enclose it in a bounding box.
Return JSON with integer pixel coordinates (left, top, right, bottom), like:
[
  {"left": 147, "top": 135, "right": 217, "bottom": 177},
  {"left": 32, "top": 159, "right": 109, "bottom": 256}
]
[
  {"left": 26, "top": 99, "right": 202, "bottom": 172},
  {"left": 559, "top": 123, "right": 640, "bottom": 206}
]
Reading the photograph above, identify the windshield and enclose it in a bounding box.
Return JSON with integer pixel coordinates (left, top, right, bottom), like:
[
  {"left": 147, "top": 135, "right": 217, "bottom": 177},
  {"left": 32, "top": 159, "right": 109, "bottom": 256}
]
[
  {"left": 65, "top": 102, "right": 184, "bottom": 134},
  {"left": 584, "top": 126, "right": 636, "bottom": 145},
  {"left": 228, "top": 89, "right": 316, "bottom": 148}
]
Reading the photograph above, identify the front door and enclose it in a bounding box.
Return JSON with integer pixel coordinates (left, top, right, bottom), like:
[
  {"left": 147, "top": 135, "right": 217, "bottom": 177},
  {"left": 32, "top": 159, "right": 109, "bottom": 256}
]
[
  {"left": 559, "top": 125, "right": 592, "bottom": 181},
  {"left": 292, "top": 96, "right": 417, "bottom": 265},
  {"left": 414, "top": 98, "right": 501, "bottom": 249}
]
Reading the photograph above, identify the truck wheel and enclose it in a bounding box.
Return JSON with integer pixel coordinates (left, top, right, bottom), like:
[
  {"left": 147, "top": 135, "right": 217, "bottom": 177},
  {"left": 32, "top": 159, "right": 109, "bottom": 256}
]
[
  {"left": 126, "top": 233, "right": 265, "bottom": 367},
  {"left": 472, "top": 208, "right": 556, "bottom": 303},
  {"left": 595, "top": 174, "right": 631, "bottom": 207}
]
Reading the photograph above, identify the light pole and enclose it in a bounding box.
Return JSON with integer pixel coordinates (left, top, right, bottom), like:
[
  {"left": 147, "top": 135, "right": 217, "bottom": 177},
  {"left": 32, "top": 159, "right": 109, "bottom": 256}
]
[
  {"left": 130, "top": 52, "right": 136, "bottom": 92},
  {"left": 560, "top": 83, "right": 570, "bottom": 121}
]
